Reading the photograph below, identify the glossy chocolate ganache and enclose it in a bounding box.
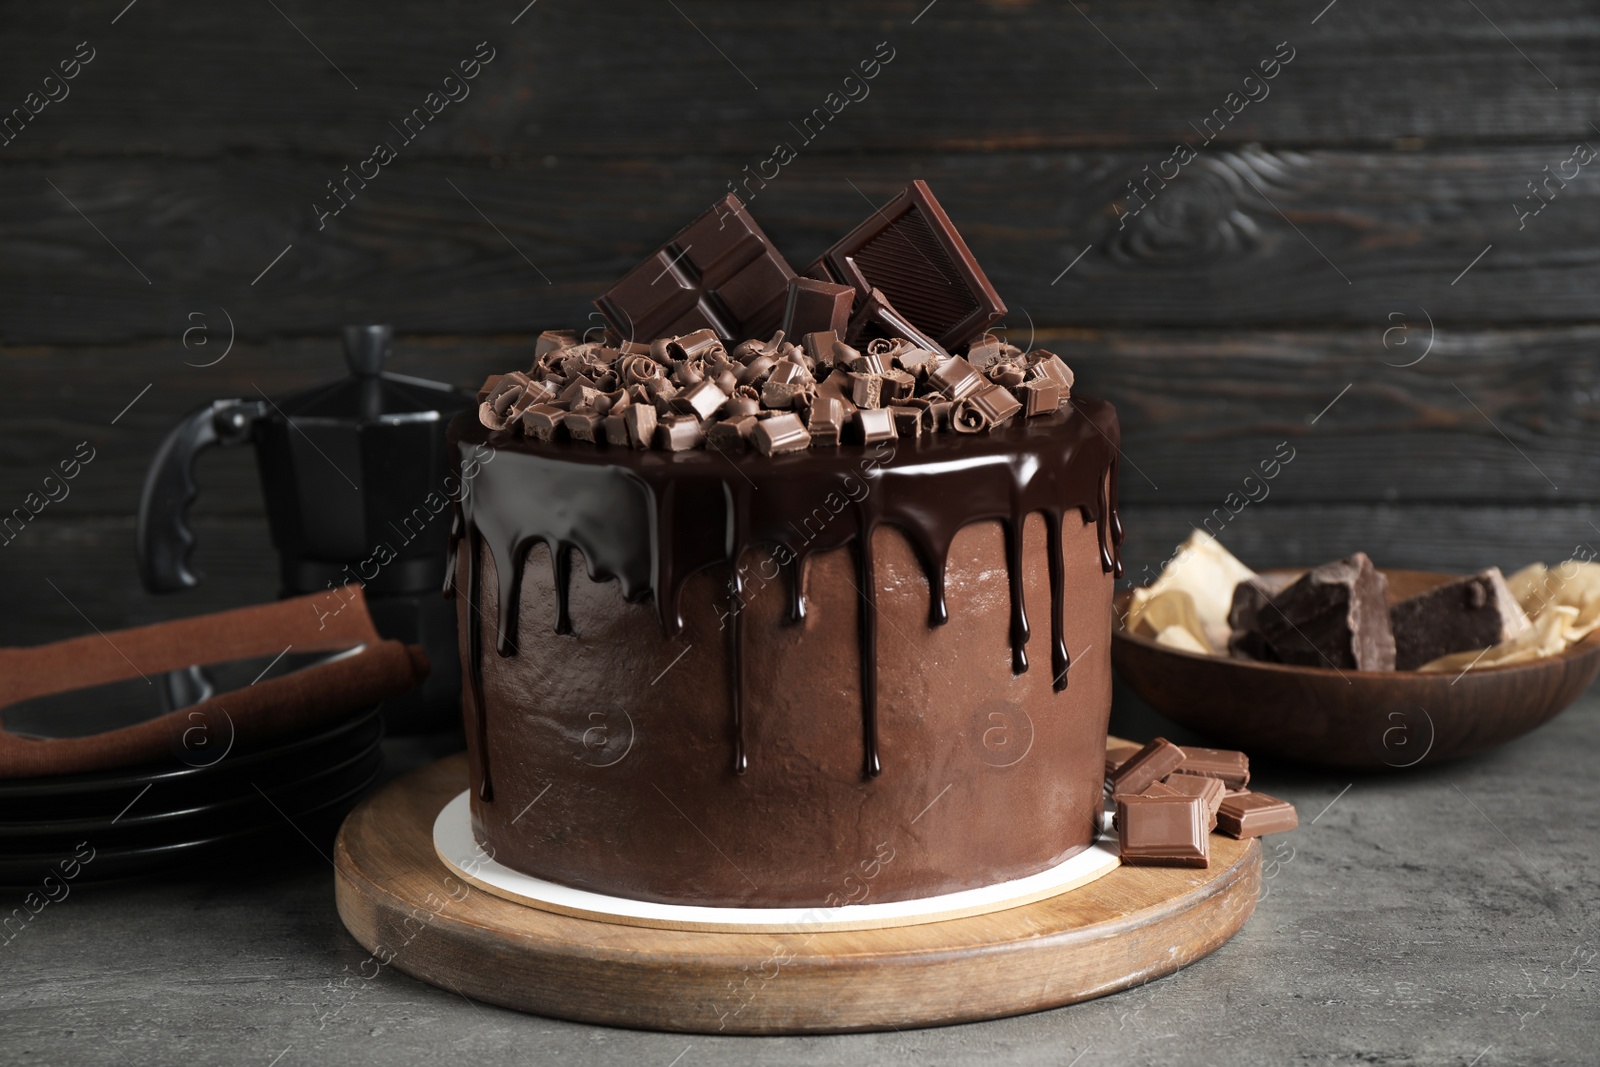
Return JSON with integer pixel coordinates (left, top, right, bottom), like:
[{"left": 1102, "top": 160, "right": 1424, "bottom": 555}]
[{"left": 449, "top": 400, "right": 1121, "bottom": 794}]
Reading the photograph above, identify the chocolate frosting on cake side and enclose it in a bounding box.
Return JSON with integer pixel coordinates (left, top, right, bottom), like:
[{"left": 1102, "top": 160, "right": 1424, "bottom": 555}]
[{"left": 447, "top": 398, "right": 1123, "bottom": 905}]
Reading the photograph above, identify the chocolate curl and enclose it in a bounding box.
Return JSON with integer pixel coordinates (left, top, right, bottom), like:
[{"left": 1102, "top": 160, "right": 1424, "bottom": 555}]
[
  {"left": 480, "top": 371, "right": 552, "bottom": 433},
  {"left": 621, "top": 354, "right": 665, "bottom": 386},
  {"left": 950, "top": 397, "right": 991, "bottom": 434}
]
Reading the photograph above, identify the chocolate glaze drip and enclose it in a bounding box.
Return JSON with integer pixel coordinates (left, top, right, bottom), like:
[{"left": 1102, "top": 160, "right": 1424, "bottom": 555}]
[{"left": 449, "top": 398, "right": 1121, "bottom": 791}]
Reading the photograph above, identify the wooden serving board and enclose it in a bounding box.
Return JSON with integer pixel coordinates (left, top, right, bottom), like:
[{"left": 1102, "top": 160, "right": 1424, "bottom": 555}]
[{"left": 334, "top": 748, "right": 1261, "bottom": 1034}]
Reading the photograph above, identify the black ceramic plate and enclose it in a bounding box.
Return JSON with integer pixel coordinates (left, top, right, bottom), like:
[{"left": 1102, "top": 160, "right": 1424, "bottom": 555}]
[
  {"left": 0, "top": 706, "right": 382, "bottom": 821},
  {"left": 0, "top": 755, "right": 384, "bottom": 884},
  {"left": 0, "top": 736, "right": 383, "bottom": 846}
]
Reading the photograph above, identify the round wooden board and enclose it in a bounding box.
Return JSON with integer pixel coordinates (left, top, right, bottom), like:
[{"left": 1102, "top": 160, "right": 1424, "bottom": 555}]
[{"left": 334, "top": 751, "right": 1261, "bottom": 1034}]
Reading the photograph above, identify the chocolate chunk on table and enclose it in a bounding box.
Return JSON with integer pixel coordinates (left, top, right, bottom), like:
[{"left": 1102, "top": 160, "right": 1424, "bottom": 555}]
[
  {"left": 1216, "top": 791, "right": 1299, "bottom": 839},
  {"left": 1390, "top": 567, "right": 1528, "bottom": 670},
  {"left": 814, "top": 180, "right": 1006, "bottom": 351},
  {"left": 594, "top": 193, "right": 795, "bottom": 344},
  {"left": 1116, "top": 793, "right": 1210, "bottom": 868},
  {"left": 1170, "top": 745, "right": 1250, "bottom": 790},
  {"left": 1108, "top": 737, "right": 1185, "bottom": 798},
  {"left": 1254, "top": 553, "right": 1396, "bottom": 671}
]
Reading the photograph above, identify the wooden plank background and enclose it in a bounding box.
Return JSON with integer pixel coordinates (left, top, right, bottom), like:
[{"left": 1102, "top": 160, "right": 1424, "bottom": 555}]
[{"left": 2, "top": 0, "right": 1597, "bottom": 645}]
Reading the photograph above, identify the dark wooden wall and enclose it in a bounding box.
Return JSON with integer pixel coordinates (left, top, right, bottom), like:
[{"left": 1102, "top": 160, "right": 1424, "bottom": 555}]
[{"left": 3, "top": 0, "right": 1598, "bottom": 644}]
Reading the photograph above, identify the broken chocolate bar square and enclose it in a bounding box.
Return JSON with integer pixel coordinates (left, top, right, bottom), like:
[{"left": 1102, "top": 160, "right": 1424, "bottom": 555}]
[
  {"left": 1116, "top": 793, "right": 1210, "bottom": 868},
  {"left": 1227, "top": 573, "right": 1297, "bottom": 661},
  {"left": 594, "top": 193, "right": 795, "bottom": 343},
  {"left": 817, "top": 180, "right": 1006, "bottom": 351},
  {"left": 1390, "top": 567, "right": 1529, "bottom": 670},
  {"left": 1255, "top": 553, "right": 1396, "bottom": 671},
  {"left": 751, "top": 412, "right": 811, "bottom": 455},
  {"left": 1108, "top": 737, "right": 1185, "bottom": 798},
  {"left": 1216, "top": 791, "right": 1298, "bottom": 839},
  {"left": 1161, "top": 773, "right": 1225, "bottom": 830},
  {"left": 1170, "top": 746, "right": 1250, "bottom": 790}
]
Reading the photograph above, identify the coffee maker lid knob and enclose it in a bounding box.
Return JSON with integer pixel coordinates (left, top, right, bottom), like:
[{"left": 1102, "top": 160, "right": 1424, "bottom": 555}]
[{"left": 342, "top": 324, "right": 392, "bottom": 378}]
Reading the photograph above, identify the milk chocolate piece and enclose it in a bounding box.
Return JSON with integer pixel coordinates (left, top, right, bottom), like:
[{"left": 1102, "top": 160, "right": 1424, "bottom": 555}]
[
  {"left": 751, "top": 412, "right": 811, "bottom": 455},
  {"left": 802, "top": 330, "right": 839, "bottom": 366},
  {"left": 1227, "top": 573, "right": 1298, "bottom": 661},
  {"left": 929, "top": 356, "right": 985, "bottom": 401},
  {"left": 855, "top": 407, "right": 897, "bottom": 446},
  {"left": 1017, "top": 379, "right": 1062, "bottom": 417},
  {"left": 1171, "top": 746, "right": 1250, "bottom": 790},
  {"left": 563, "top": 410, "right": 604, "bottom": 442},
  {"left": 807, "top": 397, "right": 843, "bottom": 447},
  {"left": 850, "top": 371, "right": 884, "bottom": 410},
  {"left": 1116, "top": 793, "right": 1209, "bottom": 868},
  {"left": 1216, "top": 791, "right": 1299, "bottom": 839},
  {"left": 707, "top": 415, "right": 757, "bottom": 452},
  {"left": 1108, "top": 737, "right": 1186, "bottom": 797},
  {"left": 1162, "top": 773, "right": 1226, "bottom": 829},
  {"left": 1104, "top": 741, "right": 1142, "bottom": 777},
  {"left": 781, "top": 277, "right": 856, "bottom": 338},
  {"left": 535, "top": 329, "right": 579, "bottom": 357},
  {"left": 594, "top": 193, "right": 796, "bottom": 343},
  {"left": 887, "top": 405, "right": 922, "bottom": 439},
  {"left": 879, "top": 367, "right": 917, "bottom": 402},
  {"left": 671, "top": 379, "right": 728, "bottom": 421},
  {"left": 656, "top": 414, "right": 704, "bottom": 452},
  {"left": 520, "top": 403, "right": 567, "bottom": 441},
  {"left": 1256, "top": 553, "right": 1396, "bottom": 671},
  {"left": 1390, "top": 567, "right": 1527, "bottom": 670},
  {"left": 818, "top": 180, "right": 1006, "bottom": 351},
  {"left": 968, "top": 382, "right": 1022, "bottom": 426},
  {"left": 895, "top": 346, "right": 941, "bottom": 376},
  {"left": 621, "top": 403, "right": 657, "bottom": 450},
  {"left": 603, "top": 413, "right": 629, "bottom": 446},
  {"left": 1027, "top": 352, "right": 1075, "bottom": 396}
]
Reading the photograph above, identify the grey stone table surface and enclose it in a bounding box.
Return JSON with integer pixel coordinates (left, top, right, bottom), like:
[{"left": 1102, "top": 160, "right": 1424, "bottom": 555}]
[{"left": 3, "top": 686, "right": 1597, "bottom": 1067}]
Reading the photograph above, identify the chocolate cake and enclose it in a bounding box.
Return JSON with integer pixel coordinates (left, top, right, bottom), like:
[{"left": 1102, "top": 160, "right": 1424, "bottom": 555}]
[{"left": 446, "top": 185, "right": 1123, "bottom": 907}]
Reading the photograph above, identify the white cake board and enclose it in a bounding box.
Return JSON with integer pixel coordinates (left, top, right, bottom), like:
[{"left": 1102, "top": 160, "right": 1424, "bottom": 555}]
[{"left": 432, "top": 789, "right": 1123, "bottom": 933}]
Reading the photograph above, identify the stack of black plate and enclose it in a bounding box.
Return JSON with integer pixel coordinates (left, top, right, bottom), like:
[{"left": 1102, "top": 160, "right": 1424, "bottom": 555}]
[{"left": 0, "top": 657, "right": 385, "bottom": 884}]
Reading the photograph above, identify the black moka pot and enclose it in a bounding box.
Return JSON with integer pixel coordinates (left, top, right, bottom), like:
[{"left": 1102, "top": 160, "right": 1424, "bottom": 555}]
[{"left": 136, "top": 325, "right": 473, "bottom": 734}]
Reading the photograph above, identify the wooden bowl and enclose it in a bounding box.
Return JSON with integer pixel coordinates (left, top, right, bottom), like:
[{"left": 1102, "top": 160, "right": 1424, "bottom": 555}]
[{"left": 1111, "top": 569, "right": 1600, "bottom": 769}]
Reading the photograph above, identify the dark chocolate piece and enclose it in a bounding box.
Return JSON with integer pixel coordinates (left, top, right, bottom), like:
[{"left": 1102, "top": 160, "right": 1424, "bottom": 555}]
[
  {"left": 1171, "top": 746, "right": 1250, "bottom": 790},
  {"left": 844, "top": 287, "right": 949, "bottom": 357},
  {"left": 781, "top": 277, "right": 856, "bottom": 338},
  {"left": 802, "top": 330, "right": 839, "bottom": 366},
  {"left": 1116, "top": 793, "right": 1209, "bottom": 867},
  {"left": 1256, "top": 553, "right": 1396, "bottom": 671},
  {"left": 1108, "top": 737, "right": 1186, "bottom": 797},
  {"left": 594, "top": 194, "right": 795, "bottom": 343},
  {"left": 1226, "top": 573, "right": 1297, "bottom": 661},
  {"left": 1216, "top": 791, "right": 1299, "bottom": 839},
  {"left": 1390, "top": 567, "right": 1526, "bottom": 670},
  {"left": 751, "top": 412, "right": 811, "bottom": 455},
  {"left": 818, "top": 180, "right": 1006, "bottom": 351}
]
